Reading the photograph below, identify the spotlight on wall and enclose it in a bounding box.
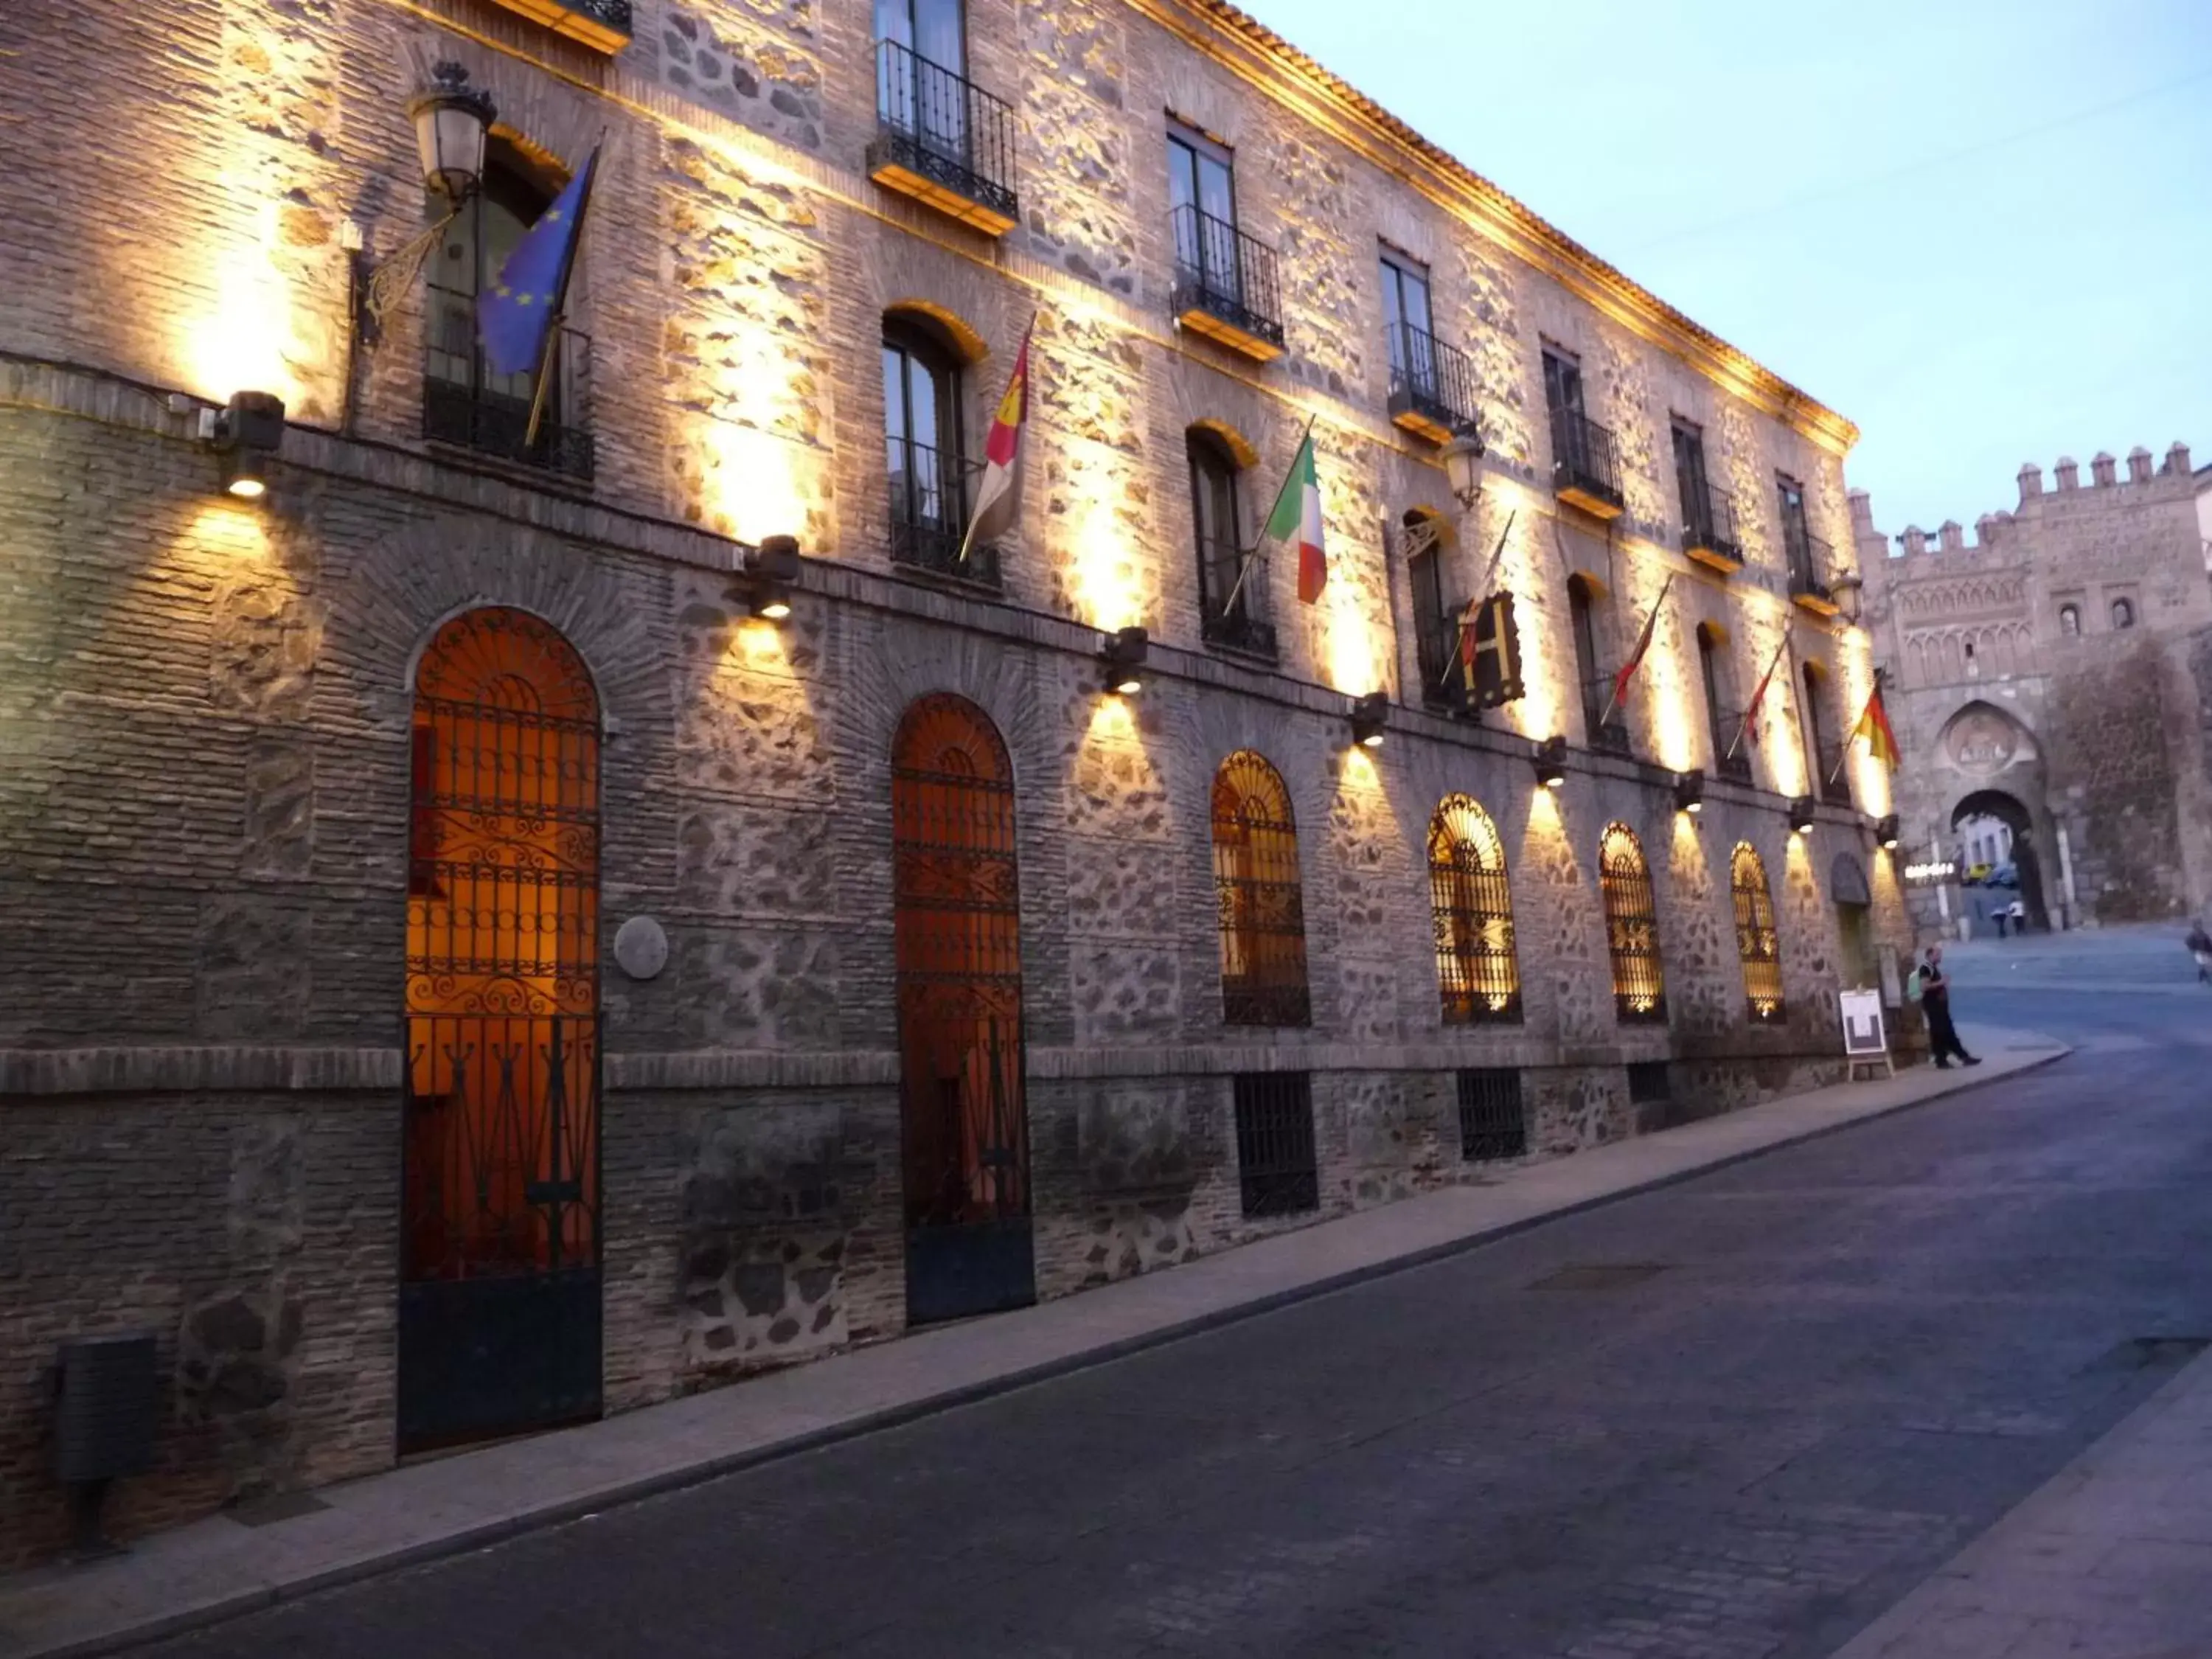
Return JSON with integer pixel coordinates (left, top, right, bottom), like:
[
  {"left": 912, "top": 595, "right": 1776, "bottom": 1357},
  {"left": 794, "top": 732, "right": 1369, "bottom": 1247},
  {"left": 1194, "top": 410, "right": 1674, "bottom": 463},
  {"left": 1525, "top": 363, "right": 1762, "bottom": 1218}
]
[
  {"left": 1874, "top": 813, "right": 1901, "bottom": 850},
  {"left": 1348, "top": 691, "right": 1389, "bottom": 749},
  {"left": 1673, "top": 769, "right": 1705, "bottom": 815},
  {"left": 1099, "top": 625, "right": 1150, "bottom": 695},
  {"left": 731, "top": 534, "right": 801, "bottom": 621},
  {"left": 1788, "top": 795, "right": 1818, "bottom": 835},
  {"left": 1532, "top": 734, "right": 1568, "bottom": 791},
  {"left": 1440, "top": 420, "right": 1487, "bottom": 511},
  {"left": 204, "top": 390, "right": 285, "bottom": 499}
]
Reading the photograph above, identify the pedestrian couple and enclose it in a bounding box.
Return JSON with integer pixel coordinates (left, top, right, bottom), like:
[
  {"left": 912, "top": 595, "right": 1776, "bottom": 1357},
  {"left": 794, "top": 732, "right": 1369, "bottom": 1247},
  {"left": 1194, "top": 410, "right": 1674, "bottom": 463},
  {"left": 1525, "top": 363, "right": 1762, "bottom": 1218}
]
[{"left": 1908, "top": 944, "right": 1982, "bottom": 1069}]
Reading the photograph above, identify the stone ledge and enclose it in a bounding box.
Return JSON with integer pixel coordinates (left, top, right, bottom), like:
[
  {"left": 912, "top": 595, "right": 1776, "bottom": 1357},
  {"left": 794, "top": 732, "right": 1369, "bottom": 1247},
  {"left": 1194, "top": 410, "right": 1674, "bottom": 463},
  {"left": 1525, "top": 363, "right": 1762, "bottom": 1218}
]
[{"left": 0, "top": 1046, "right": 403, "bottom": 1099}]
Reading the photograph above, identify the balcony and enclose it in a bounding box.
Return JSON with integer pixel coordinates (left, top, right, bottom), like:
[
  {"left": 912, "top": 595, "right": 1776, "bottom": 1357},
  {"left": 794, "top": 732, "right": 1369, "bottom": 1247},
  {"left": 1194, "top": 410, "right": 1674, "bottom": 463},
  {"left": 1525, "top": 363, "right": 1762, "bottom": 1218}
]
[
  {"left": 1680, "top": 485, "right": 1744, "bottom": 574},
  {"left": 1713, "top": 713, "right": 1754, "bottom": 785},
  {"left": 1200, "top": 540, "right": 1278, "bottom": 660},
  {"left": 1550, "top": 408, "right": 1624, "bottom": 519},
  {"left": 887, "top": 438, "right": 1001, "bottom": 588},
  {"left": 423, "top": 281, "right": 594, "bottom": 482},
  {"left": 1386, "top": 324, "right": 1480, "bottom": 445},
  {"left": 485, "top": 0, "right": 631, "bottom": 52},
  {"left": 1416, "top": 612, "right": 1471, "bottom": 713},
  {"left": 1786, "top": 527, "right": 1840, "bottom": 616},
  {"left": 867, "top": 41, "right": 1018, "bottom": 236},
  {"left": 1170, "top": 205, "right": 1285, "bottom": 362},
  {"left": 1581, "top": 675, "right": 1631, "bottom": 756},
  {"left": 1815, "top": 740, "right": 1853, "bottom": 807}
]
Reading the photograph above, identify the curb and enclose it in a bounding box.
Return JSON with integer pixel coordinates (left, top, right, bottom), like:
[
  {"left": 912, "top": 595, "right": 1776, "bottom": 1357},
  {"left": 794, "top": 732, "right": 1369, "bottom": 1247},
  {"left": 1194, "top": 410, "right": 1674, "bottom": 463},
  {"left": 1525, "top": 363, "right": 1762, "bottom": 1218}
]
[{"left": 7, "top": 1043, "right": 2073, "bottom": 1659}]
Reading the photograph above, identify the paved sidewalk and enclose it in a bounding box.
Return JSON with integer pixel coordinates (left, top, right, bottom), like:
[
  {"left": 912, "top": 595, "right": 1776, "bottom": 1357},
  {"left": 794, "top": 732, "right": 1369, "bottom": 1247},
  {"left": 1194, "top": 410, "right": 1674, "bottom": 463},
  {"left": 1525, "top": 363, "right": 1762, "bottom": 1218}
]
[
  {"left": 0, "top": 1027, "right": 2065, "bottom": 1659},
  {"left": 1832, "top": 1344, "right": 2212, "bottom": 1659}
]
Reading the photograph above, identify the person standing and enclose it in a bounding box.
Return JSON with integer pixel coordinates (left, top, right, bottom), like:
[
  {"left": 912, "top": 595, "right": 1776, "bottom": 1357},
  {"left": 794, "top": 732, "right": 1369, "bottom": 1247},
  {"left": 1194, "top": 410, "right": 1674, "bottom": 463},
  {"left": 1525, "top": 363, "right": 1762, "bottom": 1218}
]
[
  {"left": 1919, "top": 944, "right": 1981, "bottom": 1069},
  {"left": 2007, "top": 897, "right": 2026, "bottom": 936},
  {"left": 2187, "top": 921, "right": 2211, "bottom": 985}
]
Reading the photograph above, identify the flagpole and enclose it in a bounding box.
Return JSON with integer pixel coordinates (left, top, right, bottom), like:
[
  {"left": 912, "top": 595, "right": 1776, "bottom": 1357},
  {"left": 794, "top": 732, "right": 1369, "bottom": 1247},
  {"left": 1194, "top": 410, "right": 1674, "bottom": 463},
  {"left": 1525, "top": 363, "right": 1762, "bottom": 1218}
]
[
  {"left": 1726, "top": 634, "right": 1789, "bottom": 762},
  {"left": 1221, "top": 413, "right": 1314, "bottom": 617},
  {"left": 524, "top": 139, "right": 604, "bottom": 452},
  {"left": 1832, "top": 682, "right": 1881, "bottom": 786},
  {"left": 1596, "top": 573, "right": 1670, "bottom": 731},
  {"left": 956, "top": 310, "right": 1038, "bottom": 566}
]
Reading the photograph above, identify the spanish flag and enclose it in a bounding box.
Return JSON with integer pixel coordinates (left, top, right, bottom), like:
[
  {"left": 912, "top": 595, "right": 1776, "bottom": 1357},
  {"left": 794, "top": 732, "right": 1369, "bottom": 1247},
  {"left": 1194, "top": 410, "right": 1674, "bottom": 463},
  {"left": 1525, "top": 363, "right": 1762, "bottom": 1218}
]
[
  {"left": 958, "top": 317, "right": 1034, "bottom": 564},
  {"left": 1851, "top": 684, "right": 1902, "bottom": 769}
]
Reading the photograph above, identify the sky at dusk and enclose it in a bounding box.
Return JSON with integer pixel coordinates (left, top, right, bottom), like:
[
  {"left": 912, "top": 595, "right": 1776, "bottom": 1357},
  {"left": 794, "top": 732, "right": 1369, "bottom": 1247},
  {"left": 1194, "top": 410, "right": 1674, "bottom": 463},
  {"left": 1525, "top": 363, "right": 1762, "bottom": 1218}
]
[{"left": 1236, "top": 0, "right": 2212, "bottom": 538}]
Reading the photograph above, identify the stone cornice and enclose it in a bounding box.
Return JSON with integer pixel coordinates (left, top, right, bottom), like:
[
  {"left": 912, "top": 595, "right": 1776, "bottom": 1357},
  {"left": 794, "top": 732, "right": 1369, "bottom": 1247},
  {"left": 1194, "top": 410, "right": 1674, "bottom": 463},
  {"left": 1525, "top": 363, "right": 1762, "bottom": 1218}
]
[{"left": 1137, "top": 0, "right": 1860, "bottom": 458}]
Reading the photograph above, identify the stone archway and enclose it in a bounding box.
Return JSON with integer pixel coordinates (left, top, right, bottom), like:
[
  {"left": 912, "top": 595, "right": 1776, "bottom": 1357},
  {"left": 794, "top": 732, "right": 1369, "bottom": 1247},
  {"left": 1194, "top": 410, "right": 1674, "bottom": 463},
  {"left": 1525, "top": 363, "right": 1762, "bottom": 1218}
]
[{"left": 1951, "top": 789, "right": 2051, "bottom": 933}]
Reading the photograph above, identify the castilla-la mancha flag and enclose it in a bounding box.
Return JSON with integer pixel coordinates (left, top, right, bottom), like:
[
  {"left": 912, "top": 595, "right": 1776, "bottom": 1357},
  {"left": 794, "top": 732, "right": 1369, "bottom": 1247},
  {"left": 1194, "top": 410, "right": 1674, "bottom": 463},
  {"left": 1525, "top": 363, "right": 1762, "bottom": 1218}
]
[
  {"left": 1851, "top": 684, "right": 1902, "bottom": 769},
  {"left": 1264, "top": 429, "right": 1327, "bottom": 604},
  {"left": 958, "top": 319, "right": 1034, "bottom": 565}
]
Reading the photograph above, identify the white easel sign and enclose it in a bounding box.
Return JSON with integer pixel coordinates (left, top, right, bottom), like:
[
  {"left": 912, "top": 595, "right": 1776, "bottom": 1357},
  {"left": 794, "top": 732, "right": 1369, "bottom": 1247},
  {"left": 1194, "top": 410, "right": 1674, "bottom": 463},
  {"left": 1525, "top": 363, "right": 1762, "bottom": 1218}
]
[{"left": 1839, "top": 988, "right": 1894, "bottom": 1079}]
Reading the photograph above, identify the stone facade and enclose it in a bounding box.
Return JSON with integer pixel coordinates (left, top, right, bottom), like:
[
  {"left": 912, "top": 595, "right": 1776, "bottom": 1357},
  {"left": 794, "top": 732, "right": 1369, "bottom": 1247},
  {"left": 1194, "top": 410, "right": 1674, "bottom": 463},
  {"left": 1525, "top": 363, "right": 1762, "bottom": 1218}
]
[
  {"left": 1856, "top": 445, "right": 2212, "bottom": 931},
  {"left": 0, "top": 0, "right": 1906, "bottom": 1565}
]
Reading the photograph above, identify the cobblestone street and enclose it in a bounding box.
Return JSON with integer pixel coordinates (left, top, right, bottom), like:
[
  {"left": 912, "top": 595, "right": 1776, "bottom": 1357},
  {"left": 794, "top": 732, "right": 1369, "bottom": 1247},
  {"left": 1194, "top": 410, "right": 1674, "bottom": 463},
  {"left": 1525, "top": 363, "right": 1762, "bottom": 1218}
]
[{"left": 136, "top": 983, "right": 2212, "bottom": 1659}]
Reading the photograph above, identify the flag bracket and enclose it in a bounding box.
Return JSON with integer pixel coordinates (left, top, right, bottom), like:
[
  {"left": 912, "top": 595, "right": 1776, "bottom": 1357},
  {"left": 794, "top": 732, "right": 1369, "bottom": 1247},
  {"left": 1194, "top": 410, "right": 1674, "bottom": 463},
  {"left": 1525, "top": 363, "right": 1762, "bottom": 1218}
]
[{"left": 351, "top": 209, "right": 464, "bottom": 351}]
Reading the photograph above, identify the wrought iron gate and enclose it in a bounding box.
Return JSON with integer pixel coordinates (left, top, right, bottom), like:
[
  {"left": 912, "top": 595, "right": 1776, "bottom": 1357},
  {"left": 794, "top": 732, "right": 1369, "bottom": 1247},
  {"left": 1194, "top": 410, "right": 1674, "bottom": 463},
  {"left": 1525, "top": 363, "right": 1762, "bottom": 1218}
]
[
  {"left": 399, "top": 608, "right": 603, "bottom": 1448},
  {"left": 891, "top": 695, "right": 1034, "bottom": 1325}
]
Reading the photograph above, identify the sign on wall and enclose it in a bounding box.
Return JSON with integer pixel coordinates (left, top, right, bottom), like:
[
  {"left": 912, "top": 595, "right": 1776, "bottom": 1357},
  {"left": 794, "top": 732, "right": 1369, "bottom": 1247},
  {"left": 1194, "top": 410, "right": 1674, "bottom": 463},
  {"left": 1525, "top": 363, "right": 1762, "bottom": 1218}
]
[{"left": 1468, "top": 591, "right": 1524, "bottom": 710}]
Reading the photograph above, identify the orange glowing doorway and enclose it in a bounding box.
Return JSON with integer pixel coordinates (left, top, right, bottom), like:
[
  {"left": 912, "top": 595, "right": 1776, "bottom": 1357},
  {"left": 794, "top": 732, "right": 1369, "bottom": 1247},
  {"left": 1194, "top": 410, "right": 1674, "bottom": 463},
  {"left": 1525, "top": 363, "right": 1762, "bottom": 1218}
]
[{"left": 399, "top": 607, "right": 602, "bottom": 1449}]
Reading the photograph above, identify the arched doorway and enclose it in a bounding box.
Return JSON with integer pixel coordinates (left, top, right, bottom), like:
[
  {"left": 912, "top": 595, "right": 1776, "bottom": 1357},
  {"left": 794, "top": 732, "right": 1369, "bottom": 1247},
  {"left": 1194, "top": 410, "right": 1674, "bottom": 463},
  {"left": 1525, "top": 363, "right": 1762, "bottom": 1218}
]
[
  {"left": 1832, "top": 852, "right": 1876, "bottom": 990},
  {"left": 891, "top": 694, "right": 1033, "bottom": 1325},
  {"left": 1952, "top": 789, "right": 2051, "bottom": 932},
  {"left": 401, "top": 607, "right": 602, "bottom": 1450}
]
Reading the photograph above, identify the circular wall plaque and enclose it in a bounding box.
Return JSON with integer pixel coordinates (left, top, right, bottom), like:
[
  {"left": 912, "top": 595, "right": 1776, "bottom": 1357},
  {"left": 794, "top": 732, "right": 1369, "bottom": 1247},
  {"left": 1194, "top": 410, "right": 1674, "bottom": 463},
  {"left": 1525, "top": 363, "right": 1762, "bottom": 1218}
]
[{"left": 613, "top": 915, "right": 669, "bottom": 981}]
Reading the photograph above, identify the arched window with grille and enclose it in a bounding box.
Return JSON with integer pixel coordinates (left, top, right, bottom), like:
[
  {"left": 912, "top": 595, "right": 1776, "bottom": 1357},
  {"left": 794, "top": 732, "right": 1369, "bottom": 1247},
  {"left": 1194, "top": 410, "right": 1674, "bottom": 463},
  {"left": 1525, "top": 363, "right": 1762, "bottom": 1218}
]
[
  {"left": 1598, "top": 821, "right": 1666, "bottom": 1023},
  {"left": 1211, "top": 751, "right": 1310, "bottom": 1026},
  {"left": 1427, "top": 794, "right": 1520, "bottom": 1023},
  {"left": 1730, "top": 842, "right": 1785, "bottom": 1023}
]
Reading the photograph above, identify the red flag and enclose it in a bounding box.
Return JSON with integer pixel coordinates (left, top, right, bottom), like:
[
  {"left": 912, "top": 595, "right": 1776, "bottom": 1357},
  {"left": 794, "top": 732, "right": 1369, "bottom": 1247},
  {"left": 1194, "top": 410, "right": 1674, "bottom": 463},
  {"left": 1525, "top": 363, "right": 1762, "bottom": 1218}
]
[
  {"left": 1609, "top": 575, "right": 1673, "bottom": 711},
  {"left": 1737, "top": 636, "right": 1787, "bottom": 752},
  {"left": 958, "top": 318, "right": 1034, "bottom": 563}
]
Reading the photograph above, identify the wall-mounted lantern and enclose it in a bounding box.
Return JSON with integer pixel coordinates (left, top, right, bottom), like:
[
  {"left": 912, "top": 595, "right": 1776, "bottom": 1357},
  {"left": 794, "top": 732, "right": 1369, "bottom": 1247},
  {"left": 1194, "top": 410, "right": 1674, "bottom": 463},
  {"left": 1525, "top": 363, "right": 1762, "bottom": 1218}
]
[
  {"left": 356, "top": 64, "right": 498, "bottom": 348},
  {"left": 1440, "top": 422, "right": 1486, "bottom": 512},
  {"left": 1873, "top": 813, "right": 1901, "bottom": 850},
  {"left": 1831, "top": 571, "right": 1865, "bottom": 626},
  {"left": 1531, "top": 734, "right": 1568, "bottom": 791},
  {"left": 731, "top": 534, "right": 801, "bottom": 621},
  {"left": 1788, "top": 795, "right": 1818, "bottom": 835},
  {"left": 1348, "top": 691, "right": 1389, "bottom": 749},
  {"left": 1673, "top": 769, "right": 1705, "bottom": 816},
  {"left": 1099, "top": 625, "right": 1149, "bottom": 695},
  {"left": 203, "top": 391, "right": 285, "bottom": 499}
]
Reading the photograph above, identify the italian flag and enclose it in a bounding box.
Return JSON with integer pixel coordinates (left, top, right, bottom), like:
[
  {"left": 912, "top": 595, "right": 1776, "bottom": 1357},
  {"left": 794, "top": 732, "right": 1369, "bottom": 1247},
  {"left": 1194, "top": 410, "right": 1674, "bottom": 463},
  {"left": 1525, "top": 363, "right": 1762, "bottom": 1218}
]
[
  {"left": 1265, "top": 428, "right": 1326, "bottom": 604},
  {"left": 958, "top": 318, "right": 1034, "bottom": 564}
]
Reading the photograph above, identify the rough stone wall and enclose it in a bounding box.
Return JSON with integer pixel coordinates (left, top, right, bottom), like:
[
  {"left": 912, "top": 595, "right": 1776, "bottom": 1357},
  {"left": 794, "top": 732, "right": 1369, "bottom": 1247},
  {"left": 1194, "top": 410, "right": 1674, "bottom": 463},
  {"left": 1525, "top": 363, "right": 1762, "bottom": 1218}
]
[{"left": 0, "top": 0, "right": 1902, "bottom": 1567}]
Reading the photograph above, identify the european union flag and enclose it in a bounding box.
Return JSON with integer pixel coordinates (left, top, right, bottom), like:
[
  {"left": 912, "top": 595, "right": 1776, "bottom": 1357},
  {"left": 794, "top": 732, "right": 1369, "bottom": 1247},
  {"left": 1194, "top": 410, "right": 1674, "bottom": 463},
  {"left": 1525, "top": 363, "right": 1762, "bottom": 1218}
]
[{"left": 479, "top": 145, "right": 599, "bottom": 378}]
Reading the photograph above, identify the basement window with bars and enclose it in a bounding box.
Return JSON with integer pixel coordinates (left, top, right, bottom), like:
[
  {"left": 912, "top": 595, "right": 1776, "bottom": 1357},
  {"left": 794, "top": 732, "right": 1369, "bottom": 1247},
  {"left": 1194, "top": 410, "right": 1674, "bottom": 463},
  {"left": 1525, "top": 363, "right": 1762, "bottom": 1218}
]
[
  {"left": 1233, "top": 1072, "right": 1318, "bottom": 1218},
  {"left": 1627, "top": 1060, "right": 1672, "bottom": 1105},
  {"left": 1456, "top": 1068, "right": 1526, "bottom": 1162}
]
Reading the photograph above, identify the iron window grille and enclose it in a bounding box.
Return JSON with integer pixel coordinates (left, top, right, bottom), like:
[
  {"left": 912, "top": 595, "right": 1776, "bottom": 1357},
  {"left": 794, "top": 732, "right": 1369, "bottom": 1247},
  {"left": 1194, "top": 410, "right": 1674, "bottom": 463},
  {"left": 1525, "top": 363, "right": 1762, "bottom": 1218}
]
[
  {"left": 1191, "top": 431, "right": 1276, "bottom": 659},
  {"left": 1234, "top": 1072, "right": 1318, "bottom": 1217},
  {"left": 1211, "top": 751, "right": 1311, "bottom": 1028},
  {"left": 1682, "top": 482, "right": 1742, "bottom": 566},
  {"left": 868, "top": 39, "right": 1019, "bottom": 226},
  {"left": 1582, "top": 673, "right": 1632, "bottom": 756},
  {"left": 1730, "top": 843, "right": 1787, "bottom": 1023},
  {"left": 1387, "top": 321, "right": 1480, "bottom": 439},
  {"left": 1457, "top": 1068, "right": 1526, "bottom": 1161},
  {"left": 887, "top": 437, "right": 999, "bottom": 588},
  {"left": 1713, "top": 709, "right": 1754, "bottom": 784},
  {"left": 1815, "top": 739, "right": 1852, "bottom": 807},
  {"left": 1599, "top": 821, "right": 1668, "bottom": 1024},
  {"left": 1550, "top": 406, "right": 1624, "bottom": 513},
  {"left": 1169, "top": 204, "right": 1286, "bottom": 352},
  {"left": 1627, "top": 1060, "right": 1672, "bottom": 1105},
  {"left": 423, "top": 276, "right": 594, "bottom": 481},
  {"left": 1407, "top": 532, "right": 1466, "bottom": 711},
  {"left": 1428, "top": 795, "right": 1521, "bottom": 1023}
]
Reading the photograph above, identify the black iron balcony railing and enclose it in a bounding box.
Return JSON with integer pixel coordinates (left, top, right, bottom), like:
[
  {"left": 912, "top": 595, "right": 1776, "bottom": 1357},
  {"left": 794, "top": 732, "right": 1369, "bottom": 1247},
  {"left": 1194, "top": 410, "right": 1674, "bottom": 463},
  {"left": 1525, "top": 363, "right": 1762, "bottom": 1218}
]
[
  {"left": 868, "top": 41, "right": 1018, "bottom": 234},
  {"left": 1170, "top": 204, "right": 1286, "bottom": 359},
  {"left": 423, "top": 279, "right": 594, "bottom": 482},
  {"left": 1551, "top": 407, "right": 1624, "bottom": 518},
  {"left": 1681, "top": 483, "right": 1742, "bottom": 569},
  {"left": 1386, "top": 323, "right": 1480, "bottom": 445},
  {"left": 1785, "top": 524, "right": 1837, "bottom": 612},
  {"left": 1416, "top": 611, "right": 1471, "bottom": 712},
  {"left": 1582, "top": 673, "right": 1631, "bottom": 755},
  {"left": 1199, "top": 538, "right": 1278, "bottom": 659},
  {"left": 1815, "top": 740, "right": 1853, "bottom": 807},
  {"left": 887, "top": 438, "right": 1001, "bottom": 588},
  {"left": 1713, "top": 712, "right": 1754, "bottom": 784},
  {"left": 486, "top": 0, "right": 632, "bottom": 54}
]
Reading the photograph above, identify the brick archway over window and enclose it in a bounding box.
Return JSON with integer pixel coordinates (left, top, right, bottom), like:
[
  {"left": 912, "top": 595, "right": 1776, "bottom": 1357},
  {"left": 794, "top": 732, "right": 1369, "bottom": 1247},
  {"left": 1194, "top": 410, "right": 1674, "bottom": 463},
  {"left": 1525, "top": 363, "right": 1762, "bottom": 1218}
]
[
  {"left": 1598, "top": 821, "right": 1666, "bottom": 1024},
  {"left": 1210, "top": 750, "right": 1310, "bottom": 1027},
  {"left": 1427, "top": 793, "right": 1520, "bottom": 1023}
]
